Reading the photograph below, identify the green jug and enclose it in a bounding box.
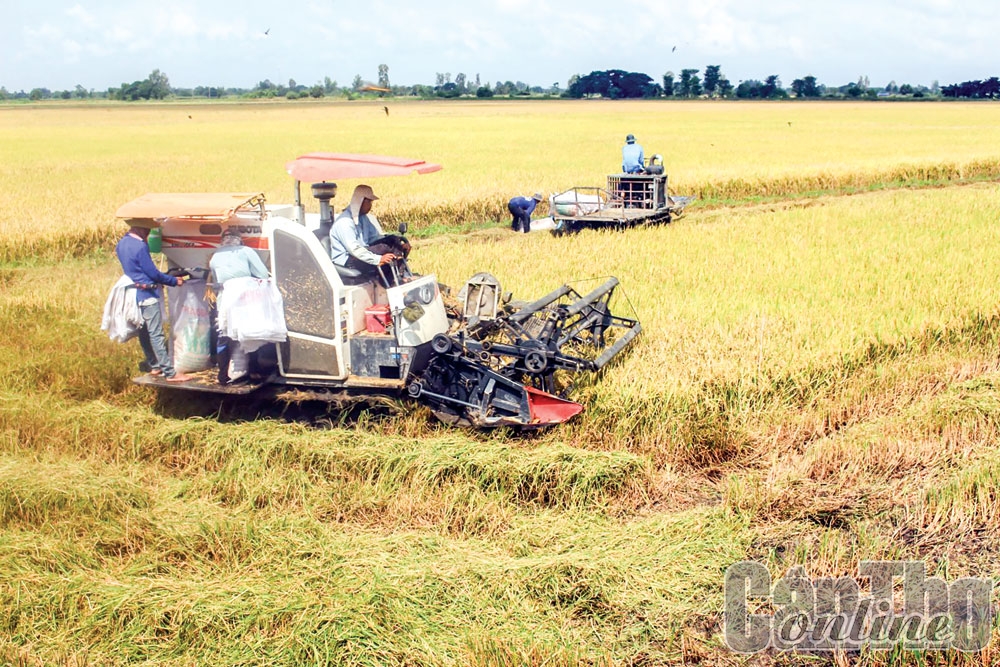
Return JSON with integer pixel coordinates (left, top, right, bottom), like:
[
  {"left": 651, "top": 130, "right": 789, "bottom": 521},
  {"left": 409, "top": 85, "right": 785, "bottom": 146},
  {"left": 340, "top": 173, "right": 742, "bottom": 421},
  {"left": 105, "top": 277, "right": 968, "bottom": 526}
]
[{"left": 148, "top": 227, "right": 162, "bottom": 253}]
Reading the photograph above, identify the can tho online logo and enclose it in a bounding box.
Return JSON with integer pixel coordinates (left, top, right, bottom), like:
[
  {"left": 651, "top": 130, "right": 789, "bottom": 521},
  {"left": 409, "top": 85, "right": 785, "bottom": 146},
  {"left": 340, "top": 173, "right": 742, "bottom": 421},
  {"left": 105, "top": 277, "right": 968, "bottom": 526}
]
[{"left": 724, "top": 561, "right": 994, "bottom": 653}]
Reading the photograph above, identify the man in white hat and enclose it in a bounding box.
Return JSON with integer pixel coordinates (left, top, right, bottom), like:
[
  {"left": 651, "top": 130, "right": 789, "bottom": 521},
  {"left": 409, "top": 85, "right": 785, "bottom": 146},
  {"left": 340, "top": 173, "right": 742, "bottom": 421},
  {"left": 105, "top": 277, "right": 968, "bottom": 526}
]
[{"left": 329, "top": 184, "right": 402, "bottom": 276}]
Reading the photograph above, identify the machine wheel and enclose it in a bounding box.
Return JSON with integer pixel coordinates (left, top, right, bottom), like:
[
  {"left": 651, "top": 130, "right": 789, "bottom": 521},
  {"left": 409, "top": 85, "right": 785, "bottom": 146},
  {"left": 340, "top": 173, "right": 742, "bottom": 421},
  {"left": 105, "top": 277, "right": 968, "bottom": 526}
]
[
  {"left": 407, "top": 381, "right": 424, "bottom": 398},
  {"left": 431, "top": 334, "right": 453, "bottom": 354},
  {"left": 524, "top": 350, "right": 547, "bottom": 374}
]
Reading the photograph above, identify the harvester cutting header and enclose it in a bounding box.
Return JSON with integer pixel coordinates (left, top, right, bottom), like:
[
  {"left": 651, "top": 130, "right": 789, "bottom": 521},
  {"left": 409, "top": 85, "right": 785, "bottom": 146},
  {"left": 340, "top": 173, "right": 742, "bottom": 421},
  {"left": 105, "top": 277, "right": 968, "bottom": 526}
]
[{"left": 110, "top": 153, "right": 641, "bottom": 428}]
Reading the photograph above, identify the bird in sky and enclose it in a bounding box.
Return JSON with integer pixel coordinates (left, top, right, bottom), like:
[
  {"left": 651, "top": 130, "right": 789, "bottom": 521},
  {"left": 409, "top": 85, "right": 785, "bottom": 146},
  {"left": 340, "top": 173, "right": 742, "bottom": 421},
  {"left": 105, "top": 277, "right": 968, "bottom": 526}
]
[
  {"left": 671, "top": 45, "right": 676, "bottom": 52},
  {"left": 263, "top": 28, "right": 270, "bottom": 36},
  {"left": 383, "top": 106, "right": 389, "bottom": 116}
]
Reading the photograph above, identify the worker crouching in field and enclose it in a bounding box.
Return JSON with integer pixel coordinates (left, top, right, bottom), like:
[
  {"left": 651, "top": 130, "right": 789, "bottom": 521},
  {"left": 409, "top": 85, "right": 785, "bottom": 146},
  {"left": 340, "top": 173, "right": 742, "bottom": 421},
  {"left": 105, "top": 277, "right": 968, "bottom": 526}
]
[
  {"left": 209, "top": 228, "right": 270, "bottom": 385},
  {"left": 114, "top": 220, "right": 192, "bottom": 383},
  {"left": 508, "top": 192, "right": 544, "bottom": 233}
]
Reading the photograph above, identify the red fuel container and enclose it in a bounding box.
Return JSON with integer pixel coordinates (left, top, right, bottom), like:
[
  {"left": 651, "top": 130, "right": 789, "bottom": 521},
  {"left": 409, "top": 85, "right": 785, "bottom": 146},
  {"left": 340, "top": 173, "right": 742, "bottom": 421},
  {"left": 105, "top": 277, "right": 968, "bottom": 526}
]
[{"left": 364, "top": 304, "right": 391, "bottom": 333}]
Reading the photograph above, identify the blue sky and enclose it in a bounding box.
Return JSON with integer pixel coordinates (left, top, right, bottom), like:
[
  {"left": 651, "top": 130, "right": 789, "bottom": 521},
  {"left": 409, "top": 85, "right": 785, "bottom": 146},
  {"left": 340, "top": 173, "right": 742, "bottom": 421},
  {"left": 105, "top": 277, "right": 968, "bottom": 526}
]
[{"left": 2, "top": 0, "right": 997, "bottom": 92}]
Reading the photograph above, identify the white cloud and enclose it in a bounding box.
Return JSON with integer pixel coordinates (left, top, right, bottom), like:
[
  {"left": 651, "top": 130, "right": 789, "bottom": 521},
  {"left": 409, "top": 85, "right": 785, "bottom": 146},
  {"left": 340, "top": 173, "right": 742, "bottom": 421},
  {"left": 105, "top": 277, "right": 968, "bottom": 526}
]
[
  {"left": 3, "top": 0, "right": 1000, "bottom": 91},
  {"left": 66, "top": 4, "right": 97, "bottom": 28}
]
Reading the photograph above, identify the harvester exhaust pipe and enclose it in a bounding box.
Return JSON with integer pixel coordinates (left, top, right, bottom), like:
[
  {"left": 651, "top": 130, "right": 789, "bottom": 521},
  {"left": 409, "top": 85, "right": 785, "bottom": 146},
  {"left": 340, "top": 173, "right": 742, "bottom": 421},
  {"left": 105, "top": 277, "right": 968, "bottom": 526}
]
[{"left": 311, "top": 182, "right": 338, "bottom": 229}]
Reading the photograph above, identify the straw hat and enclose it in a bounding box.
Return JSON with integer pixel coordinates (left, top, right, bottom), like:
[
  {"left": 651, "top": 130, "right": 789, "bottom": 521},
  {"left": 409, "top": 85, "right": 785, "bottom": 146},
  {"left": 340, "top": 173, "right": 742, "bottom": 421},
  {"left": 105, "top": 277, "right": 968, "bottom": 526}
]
[{"left": 124, "top": 217, "right": 161, "bottom": 229}]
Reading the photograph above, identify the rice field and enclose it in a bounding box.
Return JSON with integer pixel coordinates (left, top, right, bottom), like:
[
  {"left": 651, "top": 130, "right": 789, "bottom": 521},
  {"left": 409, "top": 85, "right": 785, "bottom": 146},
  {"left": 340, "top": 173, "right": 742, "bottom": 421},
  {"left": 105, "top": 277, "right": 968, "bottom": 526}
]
[
  {"left": 3, "top": 99, "right": 1000, "bottom": 665},
  {"left": 3, "top": 99, "right": 1000, "bottom": 261}
]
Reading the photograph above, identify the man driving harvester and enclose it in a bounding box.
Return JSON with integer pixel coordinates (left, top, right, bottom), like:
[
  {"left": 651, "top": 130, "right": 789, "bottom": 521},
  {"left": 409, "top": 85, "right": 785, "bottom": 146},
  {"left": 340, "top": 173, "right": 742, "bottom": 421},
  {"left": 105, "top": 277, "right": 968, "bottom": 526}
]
[{"left": 329, "top": 184, "right": 410, "bottom": 280}]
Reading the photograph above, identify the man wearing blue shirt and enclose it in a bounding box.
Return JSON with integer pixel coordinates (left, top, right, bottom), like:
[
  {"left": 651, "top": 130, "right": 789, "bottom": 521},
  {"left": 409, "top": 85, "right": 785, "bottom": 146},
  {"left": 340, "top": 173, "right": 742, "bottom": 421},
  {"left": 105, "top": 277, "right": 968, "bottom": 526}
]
[
  {"left": 329, "top": 184, "right": 400, "bottom": 276},
  {"left": 622, "top": 134, "right": 645, "bottom": 173},
  {"left": 508, "top": 192, "right": 543, "bottom": 233},
  {"left": 115, "top": 221, "right": 191, "bottom": 382}
]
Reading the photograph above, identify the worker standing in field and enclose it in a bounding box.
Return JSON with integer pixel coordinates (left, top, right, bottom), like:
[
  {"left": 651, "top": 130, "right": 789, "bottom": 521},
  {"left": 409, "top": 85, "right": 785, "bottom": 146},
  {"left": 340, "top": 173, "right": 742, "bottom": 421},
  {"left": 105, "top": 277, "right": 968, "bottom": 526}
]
[
  {"left": 622, "top": 134, "right": 645, "bottom": 173},
  {"left": 114, "top": 220, "right": 192, "bottom": 383},
  {"left": 507, "top": 192, "right": 544, "bottom": 233},
  {"left": 209, "top": 228, "right": 270, "bottom": 385}
]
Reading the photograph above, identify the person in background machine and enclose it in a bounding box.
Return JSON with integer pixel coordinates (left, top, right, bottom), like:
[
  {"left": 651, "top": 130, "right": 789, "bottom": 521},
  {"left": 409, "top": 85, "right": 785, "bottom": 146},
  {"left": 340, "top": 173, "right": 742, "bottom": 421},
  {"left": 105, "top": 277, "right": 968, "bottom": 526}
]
[
  {"left": 622, "top": 133, "right": 645, "bottom": 174},
  {"left": 114, "top": 219, "right": 192, "bottom": 383},
  {"left": 507, "top": 192, "right": 544, "bottom": 233}
]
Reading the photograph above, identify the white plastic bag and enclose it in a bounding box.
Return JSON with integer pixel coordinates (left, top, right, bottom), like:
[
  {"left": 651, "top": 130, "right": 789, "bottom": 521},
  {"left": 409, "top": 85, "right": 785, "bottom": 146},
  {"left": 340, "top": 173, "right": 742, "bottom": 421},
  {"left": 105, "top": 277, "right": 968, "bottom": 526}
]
[
  {"left": 228, "top": 345, "right": 249, "bottom": 380},
  {"left": 101, "top": 275, "right": 143, "bottom": 343},
  {"left": 552, "top": 190, "right": 603, "bottom": 216},
  {"left": 168, "top": 282, "right": 212, "bottom": 373},
  {"left": 217, "top": 277, "right": 288, "bottom": 350},
  {"left": 529, "top": 215, "right": 556, "bottom": 232}
]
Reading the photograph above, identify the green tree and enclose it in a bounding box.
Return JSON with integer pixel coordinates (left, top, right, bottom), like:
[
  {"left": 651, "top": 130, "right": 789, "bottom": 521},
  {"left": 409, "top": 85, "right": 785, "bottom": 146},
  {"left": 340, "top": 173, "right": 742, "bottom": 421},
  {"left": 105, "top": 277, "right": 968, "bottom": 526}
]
[
  {"left": 791, "top": 75, "right": 820, "bottom": 98},
  {"left": 762, "top": 75, "right": 784, "bottom": 99},
  {"left": 323, "top": 77, "right": 337, "bottom": 94},
  {"left": 147, "top": 69, "right": 170, "bottom": 99},
  {"left": 678, "top": 69, "right": 701, "bottom": 97},
  {"left": 455, "top": 73, "right": 467, "bottom": 94},
  {"left": 377, "top": 64, "right": 389, "bottom": 89},
  {"left": 703, "top": 65, "right": 721, "bottom": 97},
  {"left": 662, "top": 71, "right": 674, "bottom": 96},
  {"left": 847, "top": 76, "right": 867, "bottom": 98},
  {"left": 352, "top": 74, "right": 363, "bottom": 91},
  {"left": 718, "top": 76, "right": 734, "bottom": 98}
]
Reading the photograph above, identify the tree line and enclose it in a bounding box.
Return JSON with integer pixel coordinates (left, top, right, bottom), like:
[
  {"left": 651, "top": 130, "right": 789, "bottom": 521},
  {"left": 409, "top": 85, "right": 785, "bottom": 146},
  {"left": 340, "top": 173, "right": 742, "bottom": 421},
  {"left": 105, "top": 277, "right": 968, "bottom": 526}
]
[
  {"left": 566, "top": 68, "right": 943, "bottom": 100},
  {"left": 6, "top": 64, "right": 997, "bottom": 103}
]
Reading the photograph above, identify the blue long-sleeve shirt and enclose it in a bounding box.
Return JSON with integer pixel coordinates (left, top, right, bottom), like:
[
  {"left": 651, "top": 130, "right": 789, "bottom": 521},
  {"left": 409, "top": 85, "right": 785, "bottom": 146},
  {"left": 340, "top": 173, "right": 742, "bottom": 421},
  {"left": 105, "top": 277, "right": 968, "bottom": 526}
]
[
  {"left": 622, "top": 142, "right": 645, "bottom": 173},
  {"left": 115, "top": 233, "right": 179, "bottom": 303},
  {"left": 508, "top": 196, "right": 538, "bottom": 216},
  {"left": 329, "top": 211, "right": 384, "bottom": 266}
]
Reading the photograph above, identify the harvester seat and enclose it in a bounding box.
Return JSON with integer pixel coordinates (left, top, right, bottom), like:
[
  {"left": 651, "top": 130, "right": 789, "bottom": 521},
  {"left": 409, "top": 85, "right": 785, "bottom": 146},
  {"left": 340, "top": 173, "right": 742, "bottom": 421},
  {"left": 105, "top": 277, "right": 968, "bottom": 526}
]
[
  {"left": 313, "top": 225, "right": 369, "bottom": 285},
  {"left": 333, "top": 262, "right": 370, "bottom": 286}
]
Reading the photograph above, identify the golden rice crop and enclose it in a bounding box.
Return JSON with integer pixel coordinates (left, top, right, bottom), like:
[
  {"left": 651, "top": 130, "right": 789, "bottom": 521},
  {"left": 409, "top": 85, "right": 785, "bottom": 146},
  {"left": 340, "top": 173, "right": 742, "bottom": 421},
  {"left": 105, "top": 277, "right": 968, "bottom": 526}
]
[{"left": 3, "top": 99, "right": 1000, "bottom": 262}]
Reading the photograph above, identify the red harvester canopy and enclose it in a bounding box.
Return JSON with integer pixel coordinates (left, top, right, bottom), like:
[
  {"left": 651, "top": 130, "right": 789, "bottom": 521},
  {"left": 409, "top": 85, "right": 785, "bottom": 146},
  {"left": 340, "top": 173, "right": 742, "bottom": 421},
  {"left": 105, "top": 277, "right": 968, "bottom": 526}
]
[{"left": 285, "top": 153, "right": 442, "bottom": 183}]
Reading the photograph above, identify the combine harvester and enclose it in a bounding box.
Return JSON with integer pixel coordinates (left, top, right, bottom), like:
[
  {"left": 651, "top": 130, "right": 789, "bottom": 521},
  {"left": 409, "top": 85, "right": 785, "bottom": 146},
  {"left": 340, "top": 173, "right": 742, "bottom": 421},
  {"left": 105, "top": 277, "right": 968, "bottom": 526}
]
[
  {"left": 549, "top": 155, "right": 693, "bottom": 235},
  {"left": 117, "top": 153, "right": 641, "bottom": 429}
]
